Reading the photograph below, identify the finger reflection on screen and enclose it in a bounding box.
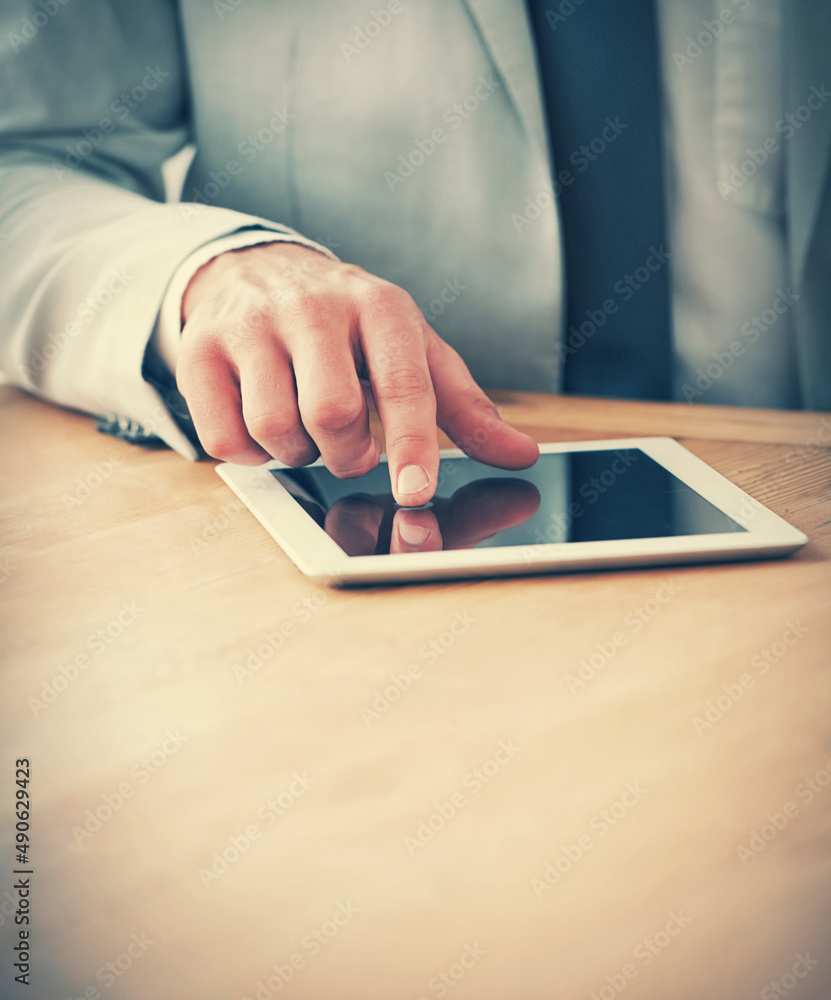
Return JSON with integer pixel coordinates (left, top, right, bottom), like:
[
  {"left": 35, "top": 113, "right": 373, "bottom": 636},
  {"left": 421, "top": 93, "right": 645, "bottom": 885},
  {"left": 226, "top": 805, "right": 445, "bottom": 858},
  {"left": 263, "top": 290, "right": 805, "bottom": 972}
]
[
  {"left": 324, "top": 478, "right": 542, "bottom": 556},
  {"left": 438, "top": 479, "right": 541, "bottom": 550},
  {"left": 391, "top": 507, "right": 443, "bottom": 554}
]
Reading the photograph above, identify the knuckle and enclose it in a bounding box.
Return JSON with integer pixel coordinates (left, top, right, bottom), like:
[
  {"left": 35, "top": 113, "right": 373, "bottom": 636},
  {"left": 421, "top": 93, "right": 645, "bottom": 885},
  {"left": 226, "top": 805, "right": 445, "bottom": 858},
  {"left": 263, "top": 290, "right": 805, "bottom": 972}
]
[
  {"left": 464, "top": 386, "right": 497, "bottom": 413},
  {"left": 234, "top": 303, "right": 274, "bottom": 338},
  {"left": 224, "top": 323, "right": 272, "bottom": 355},
  {"left": 330, "top": 451, "right": 378, "bottom": 479},
  {"left": 445, "top": 384, "right": 495, "bottom": 425},
  {"left": 339, "top": 261, "right": 370, "bottom": 281},
  {"left": 272, "top": 443, "right": 320, "bottom": 468},
  {"left": 247, "top": 409, "right": 299, "bottom": 444},
  {"left": 198, "top": 429, "right": 252, "bottom": 462},
  {"left": 279, "top": 292, "right": 339, "bottom": 338},
  {"left": 278, "top": 282, "right": 324, "bottom": 317},
  {"left": 175, "top": 357, "right": 228, "bottom": 409},
  {"left": 373, "top": 365, "right": 432, "bottom": 404},
  {"left": 356, "top": 280, "right": 411, "bottom": 315},
  {"left": 176, "top": 335, "right": 222, "bottom": 379},
  {"left": 305, "top": 395, "right": 364, "bottom": 434},
  {"left": 277, "top": 281, "right": 312, "bottom": 309},
  {"left": 385, "top": 429, "right": 435, "bottom": 455},
  {"left": 181, "top": 320, "right": 256, "bottom": 361}
]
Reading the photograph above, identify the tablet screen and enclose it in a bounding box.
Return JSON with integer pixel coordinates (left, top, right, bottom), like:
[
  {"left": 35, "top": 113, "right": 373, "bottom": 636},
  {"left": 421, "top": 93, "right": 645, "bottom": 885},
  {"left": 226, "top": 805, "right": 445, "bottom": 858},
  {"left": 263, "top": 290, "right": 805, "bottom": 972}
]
[{"left": 271, "top": 449, "right": 746, "bottom": 556}]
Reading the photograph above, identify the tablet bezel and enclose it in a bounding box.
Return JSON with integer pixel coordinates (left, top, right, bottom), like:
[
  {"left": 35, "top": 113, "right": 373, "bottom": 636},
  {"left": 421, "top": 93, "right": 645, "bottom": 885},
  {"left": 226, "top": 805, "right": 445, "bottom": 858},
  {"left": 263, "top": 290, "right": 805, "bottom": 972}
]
[{"left": 215, "top": 437, "right": 808, "bottom": 585}]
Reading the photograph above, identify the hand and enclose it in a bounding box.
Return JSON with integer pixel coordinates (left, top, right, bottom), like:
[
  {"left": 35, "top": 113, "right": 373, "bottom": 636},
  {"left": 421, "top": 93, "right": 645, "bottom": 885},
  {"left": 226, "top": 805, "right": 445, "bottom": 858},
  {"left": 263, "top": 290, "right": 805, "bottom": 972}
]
[
  {"left": 322, "top": 478, "right": 542, "bottom": 556},
  {"left": 177, "top": 242, "right": 539, "bottom": 506}
]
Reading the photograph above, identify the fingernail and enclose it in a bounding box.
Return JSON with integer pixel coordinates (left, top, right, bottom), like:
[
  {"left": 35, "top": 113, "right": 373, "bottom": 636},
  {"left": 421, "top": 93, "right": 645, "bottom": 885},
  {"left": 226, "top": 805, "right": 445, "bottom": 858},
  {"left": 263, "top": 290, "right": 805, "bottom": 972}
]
[
  {"left": 397, "top": 520, "right": 431, "bottom": 546},
  {"left": 396, "top": 464, "right": 429, "bottom": 495}
]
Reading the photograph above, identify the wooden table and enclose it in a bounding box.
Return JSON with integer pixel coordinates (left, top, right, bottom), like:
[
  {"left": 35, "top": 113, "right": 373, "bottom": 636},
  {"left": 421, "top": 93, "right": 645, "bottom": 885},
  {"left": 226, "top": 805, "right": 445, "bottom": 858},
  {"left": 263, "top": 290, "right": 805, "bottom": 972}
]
[{"left": 1, "top": 385, "right": 830, "bottom": 1000}]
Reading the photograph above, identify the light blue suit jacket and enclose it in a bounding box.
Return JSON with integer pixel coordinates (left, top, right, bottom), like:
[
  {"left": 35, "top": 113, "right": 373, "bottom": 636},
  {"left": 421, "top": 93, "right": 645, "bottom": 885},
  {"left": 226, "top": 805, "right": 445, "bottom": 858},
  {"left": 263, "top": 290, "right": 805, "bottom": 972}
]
[{"left": 0, "top": 0, "right": 828, "bottom": 458}]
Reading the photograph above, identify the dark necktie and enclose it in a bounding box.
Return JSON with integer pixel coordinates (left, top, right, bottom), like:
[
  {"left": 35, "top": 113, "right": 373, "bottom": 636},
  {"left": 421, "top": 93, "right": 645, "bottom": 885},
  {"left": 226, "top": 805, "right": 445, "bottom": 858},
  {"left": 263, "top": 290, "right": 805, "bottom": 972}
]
[{"left": 527, "top": 0, "right": 672, "bottom": 399}]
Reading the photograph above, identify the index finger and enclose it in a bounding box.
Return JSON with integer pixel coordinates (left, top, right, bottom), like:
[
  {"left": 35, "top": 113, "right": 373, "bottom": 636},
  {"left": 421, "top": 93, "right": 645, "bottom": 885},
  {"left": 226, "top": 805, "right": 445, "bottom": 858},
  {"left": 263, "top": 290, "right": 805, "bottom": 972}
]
[{"left": 358, "top": 284, "right": 439, "bottom": 506}]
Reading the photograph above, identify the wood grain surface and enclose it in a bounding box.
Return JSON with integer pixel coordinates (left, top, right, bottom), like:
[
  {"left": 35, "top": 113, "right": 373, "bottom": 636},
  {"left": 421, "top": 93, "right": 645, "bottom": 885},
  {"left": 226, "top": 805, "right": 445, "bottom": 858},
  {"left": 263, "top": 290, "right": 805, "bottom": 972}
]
[{"left": 1, "top": 385, "right": 829, "bottom": 1000}]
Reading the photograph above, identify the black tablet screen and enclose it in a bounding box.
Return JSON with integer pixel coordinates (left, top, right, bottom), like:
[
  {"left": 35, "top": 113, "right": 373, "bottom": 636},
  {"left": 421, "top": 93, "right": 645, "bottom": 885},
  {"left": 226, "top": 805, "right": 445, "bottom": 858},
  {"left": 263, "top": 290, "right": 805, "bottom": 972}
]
[{"left": 271, "top": 449, "right": 745, "bottom": 556}]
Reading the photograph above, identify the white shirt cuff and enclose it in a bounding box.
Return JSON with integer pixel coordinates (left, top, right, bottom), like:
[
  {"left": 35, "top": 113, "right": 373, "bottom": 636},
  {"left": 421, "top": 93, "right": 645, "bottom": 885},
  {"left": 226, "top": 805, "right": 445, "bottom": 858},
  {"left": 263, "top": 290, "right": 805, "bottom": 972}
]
[{"left": 152, "top": 229, "right": 339, "bottom": 374}]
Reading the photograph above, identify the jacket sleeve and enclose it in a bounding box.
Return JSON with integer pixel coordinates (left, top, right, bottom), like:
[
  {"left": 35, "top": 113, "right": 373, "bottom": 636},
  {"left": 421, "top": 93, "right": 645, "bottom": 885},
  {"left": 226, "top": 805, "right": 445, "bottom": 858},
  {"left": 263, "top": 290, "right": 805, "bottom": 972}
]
[{"left": 0, "top": 0, "right": 320, "bottom": 457}]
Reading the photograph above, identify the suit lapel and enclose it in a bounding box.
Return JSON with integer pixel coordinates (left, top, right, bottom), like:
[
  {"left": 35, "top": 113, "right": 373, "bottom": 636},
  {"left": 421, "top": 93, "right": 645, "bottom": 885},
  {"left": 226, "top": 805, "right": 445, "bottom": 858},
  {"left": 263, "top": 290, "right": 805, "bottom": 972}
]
[{"left": 462, "top": 0, "right": 551, "bottom": 168}]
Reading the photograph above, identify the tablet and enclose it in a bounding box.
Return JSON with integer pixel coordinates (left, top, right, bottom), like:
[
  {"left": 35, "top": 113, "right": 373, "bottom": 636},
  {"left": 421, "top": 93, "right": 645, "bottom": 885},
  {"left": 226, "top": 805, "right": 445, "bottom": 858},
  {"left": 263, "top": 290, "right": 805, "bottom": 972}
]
[{"left": 216, "top": 438, "right": 807, "bottom": 586}]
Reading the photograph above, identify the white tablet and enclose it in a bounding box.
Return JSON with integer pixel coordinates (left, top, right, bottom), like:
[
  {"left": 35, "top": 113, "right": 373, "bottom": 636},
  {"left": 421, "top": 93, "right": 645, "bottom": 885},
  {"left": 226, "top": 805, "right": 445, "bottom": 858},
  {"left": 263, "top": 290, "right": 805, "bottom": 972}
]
[{"left": 216, "top": 438, "right": 807, "bottom": 586}]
